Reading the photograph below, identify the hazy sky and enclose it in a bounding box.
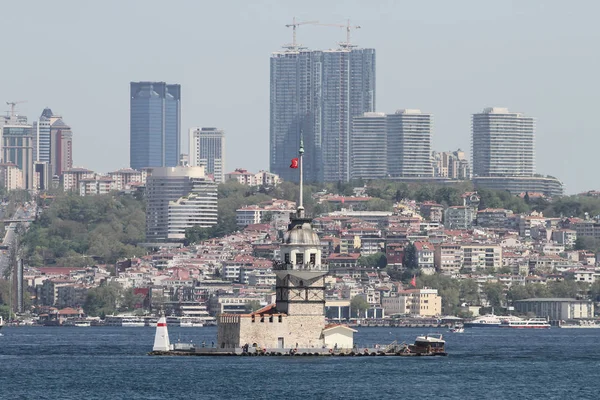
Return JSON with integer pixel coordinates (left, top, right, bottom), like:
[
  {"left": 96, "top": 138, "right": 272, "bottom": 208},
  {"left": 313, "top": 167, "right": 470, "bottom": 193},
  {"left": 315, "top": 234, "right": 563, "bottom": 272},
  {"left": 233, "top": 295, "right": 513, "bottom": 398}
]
[{"left": 1, "top": 0, "right": 598, "bottom": 194}]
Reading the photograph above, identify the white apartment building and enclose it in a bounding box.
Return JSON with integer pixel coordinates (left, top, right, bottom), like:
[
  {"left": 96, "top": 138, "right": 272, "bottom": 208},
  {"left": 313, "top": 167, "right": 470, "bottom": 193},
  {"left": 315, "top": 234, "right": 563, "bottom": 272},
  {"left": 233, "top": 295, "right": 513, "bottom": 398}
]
[
  {"left": 62, "top": 168, "right": 95, "bottom": 191},
  {"left": 472, "top": 107, "right": 535, "bottom": 177},
  {"left": 0, "top": 163, "right": 24, "bottom": 191},
  {"left": 108, "top": 168, "right": 146, "bottom": 191},
  {"left": 381, "top": 288, "right": 442, "bottom": 317},
  {"left": 145, "top": 166, "right": 218, "bottom": 242},
  {"left": 387, "top": 109, "right": 433, "bottom": 178},
  {"left": 434, "top": 243, "right": 462, "bottom": 275},
  {"left": 461, "top": 244, "right": 503, "bottom": 271},
  {"left": 78, "top": 176, "right": 113, "bottom": 196},
  {"left": 350, "top": 112, "right": 387, "bottom": 180},
  {"left": 189, "top": 127, "right": 225, "bottom": 183}
]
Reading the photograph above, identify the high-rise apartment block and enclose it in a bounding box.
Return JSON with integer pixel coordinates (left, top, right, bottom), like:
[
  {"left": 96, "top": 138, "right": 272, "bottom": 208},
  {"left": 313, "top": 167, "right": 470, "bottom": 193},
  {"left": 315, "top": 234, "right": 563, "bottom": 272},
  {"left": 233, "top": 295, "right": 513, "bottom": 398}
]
[
  {"left": 145, "top": 166, "right": 218, "bottom": 242},
  {"left": 32, "top": 108, "right": 74, "bottom": 179},
  {"left": 387, "top": 109, "right": 433, "bottom": 178},
  {"left": 189, "top": 127, "right": 225, "bottom": 183},
  {"left": 350, "top": 112, "right": 387, "bottom": 180},
  {"left": 472, "top": 107, "right": 535, "bottom": 177},
  {"left": 270, "top": 47, "right": 375, "bottom": 183},
  {"left": 130, "top": 82, "right": 181, "bottom": 170}
]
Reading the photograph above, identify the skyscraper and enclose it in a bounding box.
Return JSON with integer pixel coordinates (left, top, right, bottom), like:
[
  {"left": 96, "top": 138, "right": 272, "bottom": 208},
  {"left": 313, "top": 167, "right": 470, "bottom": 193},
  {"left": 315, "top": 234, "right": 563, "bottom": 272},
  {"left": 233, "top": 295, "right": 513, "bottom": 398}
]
[
  {"left": 2, "top": 119, "right": 34, "bottom": 190},
  {"left": 189, "top": 127, "right": 225, "bottom": 183},
  {"left": 49, "top": 115, "right": 73, "bottom": 177},
  {"left": 387, "top": 109, "right": 433, "bottom": 178},
  {"left": 32, "top": 108, "right": 52, "bottom": 164},
  {"left": 472, "top": 107, "right": 535, "bottom": 177},
  {"left": 130, "top": 82, "right": 181, "bottom": 170},
  {"left": 350, "top": 112, "right": 387, "bottom": 180},
  {"left": 269, "top": 47, "right": 375, "bottom": 183}
]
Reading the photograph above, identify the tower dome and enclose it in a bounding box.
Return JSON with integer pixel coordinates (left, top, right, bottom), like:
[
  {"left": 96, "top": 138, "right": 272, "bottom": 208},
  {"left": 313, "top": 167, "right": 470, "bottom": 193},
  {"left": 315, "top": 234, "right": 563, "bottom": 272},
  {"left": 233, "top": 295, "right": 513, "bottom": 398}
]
[{"left": 283, "top": 219, "right": 321, "bottom": 246}]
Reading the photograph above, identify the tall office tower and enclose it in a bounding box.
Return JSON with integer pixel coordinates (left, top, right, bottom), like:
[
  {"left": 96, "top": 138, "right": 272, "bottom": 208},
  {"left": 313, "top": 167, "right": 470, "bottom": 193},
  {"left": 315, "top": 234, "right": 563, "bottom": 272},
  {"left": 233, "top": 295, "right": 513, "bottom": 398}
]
[
  {"left": 2, "top": 115, "right": 34, "bottom": 190},
  {"left": 32, "top": 108, "right": 53, "bottom": 164},
  {"left": 49, "top": 115, "right": 73, "bottom": 177},
  {"left": 269, "top": 47, "right": 375, "bottom": 183},
  {"left": 350, "top": 112, "right": 387, "bottom": 180},
  {"left": 130, "top": 82, "right": 181, "bottom": 170},
  {"left": 189, "top": 127, "right": 225, "bottom": 183},
  {"left": 472, "top": 107, "right": 535, "bottom": 177},
  {"left": 145, "top": 166, "right": 218, "bottom": 242},
  {"left": 387, "top": 109, "right": 433, "bottom": 178}
]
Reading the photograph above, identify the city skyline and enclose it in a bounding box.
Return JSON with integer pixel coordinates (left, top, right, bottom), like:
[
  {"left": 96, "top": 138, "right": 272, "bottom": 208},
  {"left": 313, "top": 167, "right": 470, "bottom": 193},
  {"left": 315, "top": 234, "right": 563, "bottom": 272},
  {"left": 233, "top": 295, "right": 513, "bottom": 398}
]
[{"left": 1, "top": 1, "right": 598, "bottom": 193}]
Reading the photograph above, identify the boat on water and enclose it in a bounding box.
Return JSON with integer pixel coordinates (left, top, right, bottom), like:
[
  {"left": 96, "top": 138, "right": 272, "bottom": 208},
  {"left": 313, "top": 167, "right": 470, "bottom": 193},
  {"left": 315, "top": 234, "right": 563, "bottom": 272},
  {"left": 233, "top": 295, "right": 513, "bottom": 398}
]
[
  {"left": 499, "top": 318, "right": 551, "bottom": 329},
  {"left": 464, "top": 314, "right": 522, "bottom": 328},
  {"left": 63, "top": 318, "right": 92, "bottom": 327},
  {"left": 450, "top": 325, "right": 464, "bottom": 333},
  {"left": 559, "top": 320, "right": 600, "bottom": 329},
  {"left": 105, "top": 315, "right": 145, "bottom": 327}
]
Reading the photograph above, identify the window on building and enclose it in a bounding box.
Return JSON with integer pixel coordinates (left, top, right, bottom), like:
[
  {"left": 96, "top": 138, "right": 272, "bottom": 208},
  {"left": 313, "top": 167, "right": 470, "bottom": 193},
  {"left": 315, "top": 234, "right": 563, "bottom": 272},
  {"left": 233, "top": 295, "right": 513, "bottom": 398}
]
[
  {"left": 284, "top": 253, "right": 290, "bottom": 263},
  {"left": 296, "top": 253, "right": 304, "bottom": 265},
  {"left": 310, "top": 253, "right": 316, "bottom": 264}
]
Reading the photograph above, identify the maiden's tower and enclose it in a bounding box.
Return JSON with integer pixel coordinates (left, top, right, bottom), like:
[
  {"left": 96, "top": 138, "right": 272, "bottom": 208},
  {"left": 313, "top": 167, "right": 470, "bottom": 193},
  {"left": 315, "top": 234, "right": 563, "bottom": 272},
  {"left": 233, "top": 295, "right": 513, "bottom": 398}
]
[{"left": 217, "top": 140, "right": 339, "bottom": 350}]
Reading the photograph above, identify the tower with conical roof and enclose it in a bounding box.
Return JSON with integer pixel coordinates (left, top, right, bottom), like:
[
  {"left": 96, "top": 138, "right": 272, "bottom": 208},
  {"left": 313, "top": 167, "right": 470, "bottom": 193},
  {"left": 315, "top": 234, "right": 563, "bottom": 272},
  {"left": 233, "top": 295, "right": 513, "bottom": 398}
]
[{"left": 274, "top": 138, "right": 328, "bottom": 316}]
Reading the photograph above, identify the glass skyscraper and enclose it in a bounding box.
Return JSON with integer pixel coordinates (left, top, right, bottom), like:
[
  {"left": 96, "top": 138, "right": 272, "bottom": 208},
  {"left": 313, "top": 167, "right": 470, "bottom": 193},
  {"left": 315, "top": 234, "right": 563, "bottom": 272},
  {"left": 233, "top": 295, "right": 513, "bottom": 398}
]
[
  {"left": 270, "top": 47, "right": 375, "bottom": 183},
  {"left": 130, "top": 82, "right": 181, "bottom": 170}
]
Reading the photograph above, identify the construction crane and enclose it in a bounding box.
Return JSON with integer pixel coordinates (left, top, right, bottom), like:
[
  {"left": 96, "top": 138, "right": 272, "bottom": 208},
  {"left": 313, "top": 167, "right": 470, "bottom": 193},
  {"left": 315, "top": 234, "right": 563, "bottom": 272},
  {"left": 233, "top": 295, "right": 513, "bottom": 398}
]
[
  {"left": 6, "top": 101, "right": 27, "bottom": 118},
  {"left": 284, "top": 17, "right": 318, "bottom": 50},
  {"left": 316, "top": 20, "right": 361, "bottom": 49}
]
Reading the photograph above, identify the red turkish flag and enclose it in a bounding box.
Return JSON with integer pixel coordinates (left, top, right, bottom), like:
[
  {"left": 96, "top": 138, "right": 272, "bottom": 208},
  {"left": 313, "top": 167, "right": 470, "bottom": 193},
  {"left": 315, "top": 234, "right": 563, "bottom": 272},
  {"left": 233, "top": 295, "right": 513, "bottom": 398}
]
[
  {"left": 410, "top": 275, "right": 417, "bottom": 287},
  {"left": 290, "top": 158, "right": 299, "bottom": 169}
]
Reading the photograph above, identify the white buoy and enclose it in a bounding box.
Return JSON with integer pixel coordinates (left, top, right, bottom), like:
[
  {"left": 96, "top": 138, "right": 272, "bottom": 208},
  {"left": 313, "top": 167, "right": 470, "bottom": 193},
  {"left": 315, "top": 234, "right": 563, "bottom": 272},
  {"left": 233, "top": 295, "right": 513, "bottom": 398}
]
[{"left": 153, "top": 316, "right": 170, "bottom": 351}]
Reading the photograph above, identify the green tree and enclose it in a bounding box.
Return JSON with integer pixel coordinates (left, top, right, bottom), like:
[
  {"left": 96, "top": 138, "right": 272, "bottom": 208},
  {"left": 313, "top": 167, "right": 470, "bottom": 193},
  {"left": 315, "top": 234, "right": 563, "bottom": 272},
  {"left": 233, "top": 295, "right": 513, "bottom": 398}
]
[
  {"left": 482, "top": 282, "right": 505, "bottom": 308},
  {"left": 83, "top": 283, "right": 122, "bottom": 317},
  {"left": 459, "top": 280, "right": 480, "bottom": 305},
  {"left": 403, "top": 243, "right": 418, "bottom": 270},
  {"left": 244, "top": 300, "right": 262, "bottom": 313},
  {"left": 350, "top": 295, "right": 370, "bottom": 318},
  {"left": 357, "top": 253, "right": 387, "bottom": 268}
]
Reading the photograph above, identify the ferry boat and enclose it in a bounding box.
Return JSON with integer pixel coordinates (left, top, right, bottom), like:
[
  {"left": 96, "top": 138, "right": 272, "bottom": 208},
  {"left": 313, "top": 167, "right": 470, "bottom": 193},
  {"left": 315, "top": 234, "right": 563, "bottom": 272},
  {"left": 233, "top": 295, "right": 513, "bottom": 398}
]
[
  {"left": 464, "top": 314, "right": 522, "bottom": 328},
  {"left": 105, "top": 315, "right": 145, "bottom": 327},
  {"left": 559, "top": 320, "right": 600, "bottom": 329},
  {"left": 63, "top": 318, "right": 91, "bottom": 327},
  {"left": 499, "top": 318, "right": 551, "bottom": 329}
]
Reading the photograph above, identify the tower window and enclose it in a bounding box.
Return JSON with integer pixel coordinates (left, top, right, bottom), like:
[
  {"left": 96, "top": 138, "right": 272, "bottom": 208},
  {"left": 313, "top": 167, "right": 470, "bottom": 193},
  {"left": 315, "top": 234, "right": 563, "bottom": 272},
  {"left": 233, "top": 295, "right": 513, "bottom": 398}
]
[
  {"left": 310, "top": 253, "right": 316, "bottom": 264},
  {"left": 296, "top": 253, "right": 304, "bottom": 265},
  {"left": 284, "top": 253, "right": 290, "bottom": 263}
]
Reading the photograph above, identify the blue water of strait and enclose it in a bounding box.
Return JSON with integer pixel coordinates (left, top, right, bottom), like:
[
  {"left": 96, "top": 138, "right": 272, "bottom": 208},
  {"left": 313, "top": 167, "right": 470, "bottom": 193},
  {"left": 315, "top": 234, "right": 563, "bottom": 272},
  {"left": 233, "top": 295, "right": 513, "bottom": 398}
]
[{"left": 0, "top": 326, "right": 598, "bottom": 400}]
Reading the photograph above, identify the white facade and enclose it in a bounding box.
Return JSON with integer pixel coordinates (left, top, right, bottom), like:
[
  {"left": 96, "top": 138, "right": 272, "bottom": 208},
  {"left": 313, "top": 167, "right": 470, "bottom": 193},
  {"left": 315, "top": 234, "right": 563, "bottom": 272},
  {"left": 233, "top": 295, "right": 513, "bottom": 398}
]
[
  {"left": 350, "top": 112, "right": 387, "bottom": 180},
  {"left": 189, "top": 127, "right": 225, "bottom": 183},
  {"left": 472, "top": 107, "right": 535, "bottom": 177},
  {"left": 387, "top": 109, "right": 433, "bottom": 178},
  {"left": 145, "top": 166, "right": 218, "bottom": 242}
]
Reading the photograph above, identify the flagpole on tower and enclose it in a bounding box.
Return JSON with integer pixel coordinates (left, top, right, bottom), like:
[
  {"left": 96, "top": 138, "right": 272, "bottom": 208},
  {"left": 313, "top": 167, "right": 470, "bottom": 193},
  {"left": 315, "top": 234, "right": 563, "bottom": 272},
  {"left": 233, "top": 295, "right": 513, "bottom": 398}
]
[{"left": 298, "top": 135, "right": 304, "bottom": 218}]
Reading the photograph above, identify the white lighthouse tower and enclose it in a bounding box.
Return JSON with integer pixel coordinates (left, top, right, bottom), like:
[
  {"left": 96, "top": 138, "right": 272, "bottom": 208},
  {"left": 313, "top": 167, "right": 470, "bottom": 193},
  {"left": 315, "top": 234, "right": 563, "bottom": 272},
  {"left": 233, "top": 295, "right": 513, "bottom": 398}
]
[{"left": 153, "top": 316, "right": 171, "bottom": 351}]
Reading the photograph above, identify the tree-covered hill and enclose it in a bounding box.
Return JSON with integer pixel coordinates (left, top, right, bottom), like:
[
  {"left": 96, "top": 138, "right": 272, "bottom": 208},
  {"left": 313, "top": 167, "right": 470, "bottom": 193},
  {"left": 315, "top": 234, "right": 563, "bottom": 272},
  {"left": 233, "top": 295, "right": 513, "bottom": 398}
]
[{"left": 22, "top": 193, "right": 146, "bottom": 267}]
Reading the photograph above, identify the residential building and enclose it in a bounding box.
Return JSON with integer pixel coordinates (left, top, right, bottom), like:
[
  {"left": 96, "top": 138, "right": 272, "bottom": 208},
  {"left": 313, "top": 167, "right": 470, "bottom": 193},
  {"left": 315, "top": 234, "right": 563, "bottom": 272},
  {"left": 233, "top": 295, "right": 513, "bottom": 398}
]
[
  {"left": 2, "top": 120, "right": 34, "bottom": 190},
  {"left": 269, "top": 46, "right": 375, "bottom": 183},
  {"left": 78, "top": 176, "right": 114, "bottom": 196},
  {"left": 34, "top": 161, "right": 51, "bottom": 191},
  {"left": 225, "top": 169, "right": 281, "bottom": 187},
  {"left": 414, "top": 241, "right": 435, "bottom": 272},
  {"left": 381, "top": 288, "right": 442, "bottom": 317},
  {"left": 461, "top": 244, "right": 503, "bottom": 271},
  {"left": 0, "top": 163, "right": 24, "bottom": 190},
  {"left": 189, "top": 127, "right": 225, "bottom": 183},
  {"left": 145, "top": 166, "right": 218, "bottom": 242},
  {"left": 420, "top": 202, "right": 444, "bottom": 223},
  {"left": 514, "top": 298, "right": 594, "bottom": 320},
  {"left": 387, "top": 109, "right": 433, "bottom": 178},
  {"left": 472, "top": 107, "right": 535, "bottom": 177},
  {"left": 434, "top": 243, "right": 462, "bottom": 275},
  {"left": 476, "top": 209, "right": 514, "bottom": 228},
  {"left": 61, "top": 168, "right": 95, "bottom": 191},
  {"left": 350, "top": 112, "right": 387, "bottom": 180},
  {"left": 444, "top": 206, "right": 476, "bottom": 230},
  {"left": 108, "top": 168, "right": 146, "bottom": 191},
  {"left": 130, "top": 82, "right": 181, "bottom": 170}
]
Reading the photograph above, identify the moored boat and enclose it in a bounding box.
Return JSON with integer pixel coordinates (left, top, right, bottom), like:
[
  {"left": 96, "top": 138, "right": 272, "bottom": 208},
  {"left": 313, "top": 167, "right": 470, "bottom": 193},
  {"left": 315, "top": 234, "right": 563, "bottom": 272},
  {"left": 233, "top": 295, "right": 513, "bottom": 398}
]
[
  {"left": 464, "top": 314, "right": 522, "bottom": 328},
  {"left": 559, "top": 320, "right": 600, "bottom": 328},
  {"left": 499, "top": 318, "right": 551, "bottom": 329}
]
